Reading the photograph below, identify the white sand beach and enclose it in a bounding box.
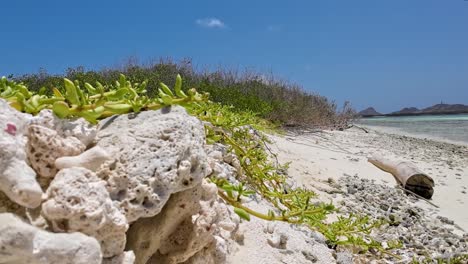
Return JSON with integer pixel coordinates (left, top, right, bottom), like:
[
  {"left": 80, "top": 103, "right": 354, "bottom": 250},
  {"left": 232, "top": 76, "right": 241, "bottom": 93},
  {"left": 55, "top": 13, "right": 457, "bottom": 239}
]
[
  {"left": 269, "top": 127, "right": 468, "bottom": 232},
  {"left": 228, "top": 127, "right": 468, "bottom": 263}
]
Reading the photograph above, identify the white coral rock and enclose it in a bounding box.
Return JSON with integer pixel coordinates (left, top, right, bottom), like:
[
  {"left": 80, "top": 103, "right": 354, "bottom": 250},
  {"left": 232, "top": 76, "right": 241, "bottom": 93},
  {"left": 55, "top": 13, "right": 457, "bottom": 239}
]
[
  {"left": 0, "top": 212, "right": 102, "bottom": 264},
  {"left": 127, "top": 179, "right": 239, "bottom": 264},
  {"left": 26, "top": 125, "right": 85, "bottom": 178},
  {"left": 42, "top": 167, "right": 128, "bottom": 258},
  {"left": 0, "top": 99, "right": 42, "bottom": 208},
  {"left": 55, "top": 145, "right": 111, "bottom": 171},
  {"left": 95, "top": 106, "right": 211, "bottom": 222},
  {"left": 31, "top": 109, "right": 97, "bottom": 147},
  {"left": 103, "top": 251, "right": 136, "bottom": 264}
]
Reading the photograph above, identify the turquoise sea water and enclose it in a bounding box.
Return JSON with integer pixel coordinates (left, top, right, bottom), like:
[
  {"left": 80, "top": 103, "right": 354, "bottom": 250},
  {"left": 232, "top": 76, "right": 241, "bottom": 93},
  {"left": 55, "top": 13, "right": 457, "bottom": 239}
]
[{"left": 355, "top": 114, "right": 468, "bottom": 145}]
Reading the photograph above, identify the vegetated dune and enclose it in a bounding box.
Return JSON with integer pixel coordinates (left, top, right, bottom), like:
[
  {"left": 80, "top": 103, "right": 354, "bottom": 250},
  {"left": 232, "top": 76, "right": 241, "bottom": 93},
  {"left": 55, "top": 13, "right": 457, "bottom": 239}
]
[{"left": 14, "top": 60, "right": 355, "bottom": 128}]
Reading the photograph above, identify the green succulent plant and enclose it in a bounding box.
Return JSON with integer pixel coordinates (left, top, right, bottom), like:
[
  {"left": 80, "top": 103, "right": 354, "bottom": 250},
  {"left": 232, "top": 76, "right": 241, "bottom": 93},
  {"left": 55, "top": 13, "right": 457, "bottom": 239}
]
[{"left": 0, "top": 74, "right": 207, "bottom": 124}]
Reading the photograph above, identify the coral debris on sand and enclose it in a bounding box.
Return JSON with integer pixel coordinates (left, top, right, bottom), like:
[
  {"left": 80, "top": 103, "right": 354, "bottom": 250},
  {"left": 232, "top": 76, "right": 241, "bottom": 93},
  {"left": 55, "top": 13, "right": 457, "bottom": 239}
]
[{"left": 339, "top": 175, "right": 468, "bottom": 263}]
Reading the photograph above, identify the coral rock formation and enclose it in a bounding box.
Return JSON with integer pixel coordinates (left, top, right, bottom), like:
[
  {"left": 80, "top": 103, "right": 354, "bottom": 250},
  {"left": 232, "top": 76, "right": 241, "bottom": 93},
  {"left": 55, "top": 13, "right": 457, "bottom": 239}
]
[
  {"left": 31, "top": 110, "right": 97, "bottom": 147},
  {"left": 0, "top": 99, "right": 42, "bottom": 208},
  {"left": 95, "top": 107, "right": 211, "bottom": 222},
  {"left": 42, "top": 167, "right": 128, "bottom": 258},
  {"left": 0, "top": 102, "right": 250, "bottom": 264},
  {"left": 0, "top": 212, "right": 102, "bottom": 264},
  {"left": 55, "top": 145, "right": 111, "bottom": 171},
  {"left": 126, "top": 179, "right": 239, "bottom": 264},
  {"left": 26, "top": 125, "right": 86, "bottom": 178}
]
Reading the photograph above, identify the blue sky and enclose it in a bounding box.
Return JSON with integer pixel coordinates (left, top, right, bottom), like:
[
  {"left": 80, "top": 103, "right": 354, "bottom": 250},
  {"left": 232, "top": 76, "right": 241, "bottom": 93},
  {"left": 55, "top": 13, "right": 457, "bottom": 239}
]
[{"left": 1, "top": 0, "right": 467, "bottom": 113}]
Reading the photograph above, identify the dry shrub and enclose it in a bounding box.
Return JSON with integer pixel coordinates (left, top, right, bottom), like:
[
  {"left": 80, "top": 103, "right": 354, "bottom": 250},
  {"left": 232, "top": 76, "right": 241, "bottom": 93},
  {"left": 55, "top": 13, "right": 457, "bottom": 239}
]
[{"left": 12, "top": 58, "right": 354, "bottom": 128}]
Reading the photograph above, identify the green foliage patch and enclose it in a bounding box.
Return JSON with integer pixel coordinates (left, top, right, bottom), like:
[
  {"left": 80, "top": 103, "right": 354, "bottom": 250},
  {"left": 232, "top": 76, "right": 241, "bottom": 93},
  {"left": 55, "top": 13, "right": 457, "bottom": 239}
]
[{"left": 192, "top": 100, "right": 401, "bottom": 258}]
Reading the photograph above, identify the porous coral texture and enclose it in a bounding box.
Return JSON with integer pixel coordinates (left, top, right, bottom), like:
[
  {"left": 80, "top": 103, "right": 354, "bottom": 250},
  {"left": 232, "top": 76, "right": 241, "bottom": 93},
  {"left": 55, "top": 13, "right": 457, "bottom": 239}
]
[
  {"left": 30, "top": 109, "right": 97, "bottom": 147},
  {"left": 0, "top": 99, "right": 42, "bottom": 208},
  {"left": 95, "top": 106, "right": 210, "bottom": 222},
  {"left": 205, "top": 143, "right": 241, "bottom": 183},
  {"left": 126, "top": 179, "right": 239, "bottom": 264},
  {"left": 42, "top": 167, "right": 128, "bottom": 258},
  {"left": 26, "top": 125, "right": 85, "bottom": 178}
]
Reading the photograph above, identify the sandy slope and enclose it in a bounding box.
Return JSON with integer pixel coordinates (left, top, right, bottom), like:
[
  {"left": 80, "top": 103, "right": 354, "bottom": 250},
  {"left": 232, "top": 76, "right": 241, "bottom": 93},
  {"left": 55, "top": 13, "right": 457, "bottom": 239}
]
[
  {"left": 227, "top": 127, "right": 467, "bottom": 264},
  {"left": 269, "top": 127, "right": 468, "bottom": 232}
]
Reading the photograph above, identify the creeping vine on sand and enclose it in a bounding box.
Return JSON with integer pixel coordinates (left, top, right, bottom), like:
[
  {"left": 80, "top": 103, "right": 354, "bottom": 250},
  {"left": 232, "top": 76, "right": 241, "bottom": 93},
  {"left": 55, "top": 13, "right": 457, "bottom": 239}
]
[{"left": 1, "top": 74, "right": 402, "bottom": 258}]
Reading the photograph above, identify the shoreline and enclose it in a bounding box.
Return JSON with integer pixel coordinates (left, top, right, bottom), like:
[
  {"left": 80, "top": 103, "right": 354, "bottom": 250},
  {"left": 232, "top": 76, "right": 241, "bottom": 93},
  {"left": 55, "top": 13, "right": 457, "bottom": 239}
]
[
  {"left": 361, "top": 112, "right": 468, "bottom": 118},
  {"left": 356, "top": 124, "right": 468, "bottom": 147}
]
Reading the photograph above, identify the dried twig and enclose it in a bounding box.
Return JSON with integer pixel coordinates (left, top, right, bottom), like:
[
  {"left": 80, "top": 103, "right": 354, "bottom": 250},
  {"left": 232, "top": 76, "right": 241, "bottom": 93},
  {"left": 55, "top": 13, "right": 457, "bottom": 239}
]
[{"left": 350, "top": 124, "right": 369, "bottom": 133}]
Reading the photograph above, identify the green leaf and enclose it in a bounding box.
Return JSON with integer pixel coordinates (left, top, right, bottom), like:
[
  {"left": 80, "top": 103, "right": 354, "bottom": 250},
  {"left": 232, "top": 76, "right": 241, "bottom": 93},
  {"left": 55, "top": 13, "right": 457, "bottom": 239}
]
[
  {"left": 52, "top": 101, "right": 71, "bottom": 118},
  {"left": 16, "top": 84, "right": 31, "bottom": 99},
  {"left": 174, "top": 74, "right": 187, "bottom": 98},
  {"left": 160, "top": 93, "right": 173, "bottom": 105},
  {"left": 9, "top": 101, "right": 22, "bottom": 111},
  {"left": 52, "top": 87, "right": 64, "bottom": 98},
  {"left": 30, "top": 95, "right": 40, "bottom": 107},
  {"left": 64, "top": 78, "right": 80, "bottom": 105},
  {"left": 1, "top": 86, "right": 13, "bottom": 97},
  {"left": 243, "top": 190, "right": 255, "bottom": 196},
  {"left": 136, "top": 80, "right": 147, "bottom": 93},
  {"left": 159, "top": 82, "right": 174, "bottom": 97},
  {"left": 23, "top": 101, "right": 36, "bottom": 113},
  {"left": 95, "top": 81, "right": 105, "bottom": 94},
  {"left": 119, "top": 74, "right": 127, "bottom": 88},
  {"left": 38, "top": 87, "right": 47, "bottom": 95},
  {"left": 84, "top": 83, "right": 97, "bottom": 94},
  {"left": 103, "top": 103, "right": 132, "bottom": 114},
  {"left": 107, "top": 88, "right": 129, "bottom": 100},
  {"left": 15, "top": 92, "right": 25, "bottom": 106},
  {"left": 221, "top": 184, "right": 234, "bottom": 192},
  {"left": 75, "top": 84, "right": 87, "bottom": 106},
  {"left": 234, "top": 208, "right": 251, "bottom": 221},
  {"left": 76, "top": 107, "right": 104, "bottom": 124},
  {"left": 38, "top": 97, "right": 65, "bottom": 105}
]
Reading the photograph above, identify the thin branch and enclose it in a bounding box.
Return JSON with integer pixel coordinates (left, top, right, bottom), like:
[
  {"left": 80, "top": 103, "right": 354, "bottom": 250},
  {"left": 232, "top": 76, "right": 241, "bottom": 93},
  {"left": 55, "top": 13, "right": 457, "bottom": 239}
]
[
  {"left": 349, "top": 124, "right": 369, "bottom": 133},
  {"left": 396, "top": 186, "right": 439, "bottom": 208}
]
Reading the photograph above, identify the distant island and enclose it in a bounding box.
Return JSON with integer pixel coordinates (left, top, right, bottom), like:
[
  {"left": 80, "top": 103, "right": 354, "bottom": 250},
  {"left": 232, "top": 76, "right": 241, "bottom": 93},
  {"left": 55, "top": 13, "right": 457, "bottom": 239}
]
[
  {"left": 359, "top": 107, "right": 382, "bottom": 116},
  {"left": 359, "top": 103, "right": 468, "bottom": 117}
]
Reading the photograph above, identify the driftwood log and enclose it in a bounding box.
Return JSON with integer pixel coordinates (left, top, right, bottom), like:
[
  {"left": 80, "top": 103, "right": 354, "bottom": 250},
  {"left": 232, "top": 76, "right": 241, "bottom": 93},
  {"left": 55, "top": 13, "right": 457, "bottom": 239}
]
[{"left": 368, "top": 154, "right": 435, "bottom": 199}]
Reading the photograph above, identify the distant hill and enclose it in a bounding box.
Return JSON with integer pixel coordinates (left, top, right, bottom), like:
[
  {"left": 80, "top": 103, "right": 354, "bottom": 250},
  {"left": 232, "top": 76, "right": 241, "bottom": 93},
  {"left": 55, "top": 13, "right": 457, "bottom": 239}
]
[
  {"left": 389, "top": 104, "right": 468, "bottom": 116},
  {"left": 421, "top": 104, "right": 468, "bottom": 114},
  {"left": 359, "top": 107, "right": 382, "bottom": 117},
  {"left": 391, "top": 107, "right": 420, "bottom": 115}
]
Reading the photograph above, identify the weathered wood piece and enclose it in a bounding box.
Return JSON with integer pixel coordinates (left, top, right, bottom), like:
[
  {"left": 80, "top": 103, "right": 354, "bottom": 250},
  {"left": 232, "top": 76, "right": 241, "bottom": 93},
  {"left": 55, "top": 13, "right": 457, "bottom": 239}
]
[{"left": 368, "top": 154, "right": 435, "bottom": 199}]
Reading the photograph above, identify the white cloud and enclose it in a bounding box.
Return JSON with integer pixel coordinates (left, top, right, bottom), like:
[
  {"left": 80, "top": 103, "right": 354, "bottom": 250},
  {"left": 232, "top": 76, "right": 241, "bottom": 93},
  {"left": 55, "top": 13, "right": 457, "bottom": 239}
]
[
  {"left": 196, "top": 18, "right": 226, "bottom": 28},
  {"left": 267, "top": 25, "right": 282, "bottom": 32}
]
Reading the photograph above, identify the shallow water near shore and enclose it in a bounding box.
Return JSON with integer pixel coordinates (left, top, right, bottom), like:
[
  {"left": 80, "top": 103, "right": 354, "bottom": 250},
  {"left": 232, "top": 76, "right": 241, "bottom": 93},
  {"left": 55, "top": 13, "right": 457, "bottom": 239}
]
[{"left": 355, "top": 114, "right": 468, "bottom": 145}]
